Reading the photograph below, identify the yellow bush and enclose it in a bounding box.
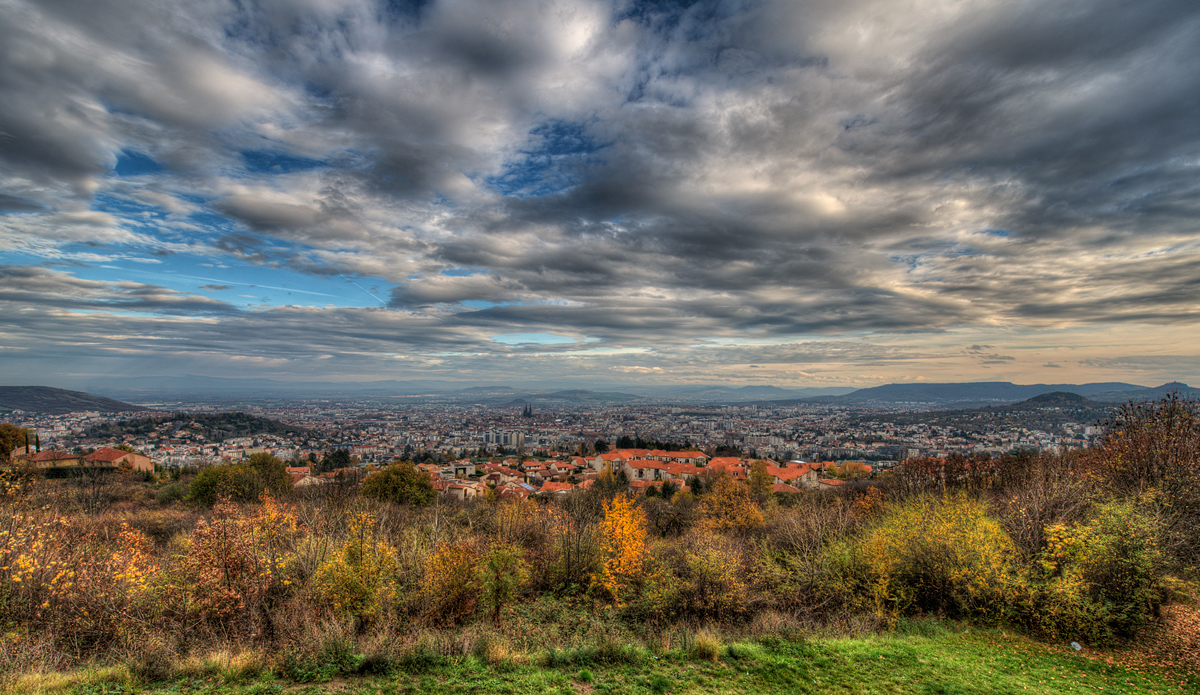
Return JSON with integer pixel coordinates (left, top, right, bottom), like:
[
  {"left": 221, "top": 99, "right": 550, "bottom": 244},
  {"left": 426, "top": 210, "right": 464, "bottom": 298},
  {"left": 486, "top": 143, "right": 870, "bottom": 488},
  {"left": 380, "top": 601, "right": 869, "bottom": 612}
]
[
  {"left": 827, "top": 492, "right": 1015, "bottom": 624},
  {"left": 421, "top": 540, "right": 481, "bottom": 624},
  {"left": 311, "top": 512, "right": 398, "bottom": 625}
]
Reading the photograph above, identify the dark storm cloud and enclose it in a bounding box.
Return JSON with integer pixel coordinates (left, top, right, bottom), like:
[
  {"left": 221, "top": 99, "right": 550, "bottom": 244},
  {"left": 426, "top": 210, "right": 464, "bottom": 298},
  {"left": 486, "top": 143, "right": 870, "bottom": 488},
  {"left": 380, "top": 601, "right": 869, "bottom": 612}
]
[{"left": 2, "top": 0, "right": 1200, "bottom": 384}]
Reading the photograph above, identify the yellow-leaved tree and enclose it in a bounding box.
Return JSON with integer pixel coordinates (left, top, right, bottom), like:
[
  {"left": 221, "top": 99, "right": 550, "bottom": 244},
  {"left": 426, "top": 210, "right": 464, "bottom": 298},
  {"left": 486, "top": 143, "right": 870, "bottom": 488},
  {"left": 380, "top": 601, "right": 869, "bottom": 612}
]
[{"left": 593, "top": 494, "right": 647, "bottom": 606}]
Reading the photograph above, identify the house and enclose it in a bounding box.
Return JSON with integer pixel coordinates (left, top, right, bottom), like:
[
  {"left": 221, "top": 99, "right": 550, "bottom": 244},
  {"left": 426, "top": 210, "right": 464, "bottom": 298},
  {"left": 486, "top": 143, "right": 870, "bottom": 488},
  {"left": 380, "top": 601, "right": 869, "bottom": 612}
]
[
  {"left": 498, "top": 481, "right": 536, "bottom": 498},
  {"left": 450, "top": 459, "right": 477, "bottom": 478},
  {"left": 708, "top": 457, "right": 747, "bottom": 480},
  {"left": 20, "top": 450, "right": 83, "bottom": 468},
  {"left": 447, "top": 480, "right": 486, "bottom": 501},
  {"left": 767, "top": 462, "right": 818, "bottom": 489},
  {"left": 286, "top": 466, "right": 311, "bottom": 485},
  {"left": 540, "top": 481, "right": 575, "bottom": 494},
  {"left": 621, "top": 459, "right": 671, "bottom": 481},
  {"left": 83, "top": 448, "right": 153, "bottom": 473}
]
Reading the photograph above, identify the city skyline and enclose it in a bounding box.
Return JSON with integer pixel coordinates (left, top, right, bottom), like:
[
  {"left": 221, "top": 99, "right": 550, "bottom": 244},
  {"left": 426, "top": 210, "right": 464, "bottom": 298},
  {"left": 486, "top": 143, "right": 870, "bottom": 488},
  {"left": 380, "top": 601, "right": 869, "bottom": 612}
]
[{"left": 2, "top": 0, "right": 1199, "bottom": 391}]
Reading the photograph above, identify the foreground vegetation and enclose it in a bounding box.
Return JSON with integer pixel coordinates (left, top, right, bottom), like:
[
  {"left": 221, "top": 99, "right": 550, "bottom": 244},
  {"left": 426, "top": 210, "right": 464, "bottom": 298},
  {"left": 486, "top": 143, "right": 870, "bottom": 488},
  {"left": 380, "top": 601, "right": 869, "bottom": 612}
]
[{"left": 1, "top": 396, "right": 1198, "bottom": 692}]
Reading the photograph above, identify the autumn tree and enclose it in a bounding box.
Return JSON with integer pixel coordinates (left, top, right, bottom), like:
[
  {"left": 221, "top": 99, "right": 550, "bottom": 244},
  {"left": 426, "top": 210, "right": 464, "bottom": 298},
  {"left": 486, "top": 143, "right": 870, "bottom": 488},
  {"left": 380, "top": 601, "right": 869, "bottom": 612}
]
[
  {"left": 0, "top": 423, "right": 28, "bottom": 461},
  {"left": 748, "top": 459, "right": 774, "bottom": 503},
  {"left": 833, "top": 460, "right": 872, "bottom": 481},
  {"left": 1094, "top": 394, "right": 1200, "bottom": 576},
  {"left": 697, "top": 471, "right": 764, "bottom": 535},
  {"left": 593, "top": 494, "right": 647, "bottom": 605}
]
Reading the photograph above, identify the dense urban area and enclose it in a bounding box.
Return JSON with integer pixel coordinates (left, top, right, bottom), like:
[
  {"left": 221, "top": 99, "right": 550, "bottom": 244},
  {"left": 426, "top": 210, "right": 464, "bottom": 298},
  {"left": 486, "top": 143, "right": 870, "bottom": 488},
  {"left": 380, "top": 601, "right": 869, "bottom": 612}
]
[{"left": 5, "top": 395, "right": 1104, "bottom": 474}]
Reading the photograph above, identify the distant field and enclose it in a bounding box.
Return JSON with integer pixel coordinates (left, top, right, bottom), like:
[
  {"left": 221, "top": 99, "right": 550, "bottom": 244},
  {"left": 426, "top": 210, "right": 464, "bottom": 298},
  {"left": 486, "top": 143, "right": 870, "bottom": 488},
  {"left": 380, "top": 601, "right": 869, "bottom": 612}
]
[{"left": 13, "top": 618, "right": 1198, "bottom": 695}]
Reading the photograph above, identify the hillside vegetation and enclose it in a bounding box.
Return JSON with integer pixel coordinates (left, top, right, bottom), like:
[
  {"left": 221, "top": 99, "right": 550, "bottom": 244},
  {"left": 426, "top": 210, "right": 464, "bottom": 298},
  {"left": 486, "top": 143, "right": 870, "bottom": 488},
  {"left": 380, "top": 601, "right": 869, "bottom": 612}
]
[
  {"left": 82, "top": 411, "right": 310, "bottom": 442},
  {"left": 0, "top": 395, "right": 1198, "bottom": 692}
]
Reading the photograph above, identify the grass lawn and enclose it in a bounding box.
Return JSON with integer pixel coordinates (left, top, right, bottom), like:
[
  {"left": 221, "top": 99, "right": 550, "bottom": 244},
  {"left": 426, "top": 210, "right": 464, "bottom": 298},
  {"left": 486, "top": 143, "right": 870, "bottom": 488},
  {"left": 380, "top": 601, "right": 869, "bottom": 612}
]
[{"left": 24, "top": 619, "right": 1198, "bottom": 695}]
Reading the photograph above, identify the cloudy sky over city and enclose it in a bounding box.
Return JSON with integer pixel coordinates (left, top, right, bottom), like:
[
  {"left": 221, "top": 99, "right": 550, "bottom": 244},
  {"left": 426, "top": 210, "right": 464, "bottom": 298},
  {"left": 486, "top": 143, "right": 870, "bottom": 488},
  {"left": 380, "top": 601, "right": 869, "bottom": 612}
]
[{"left": 2, "top": 0, "right": 1199, "bottom": 390}]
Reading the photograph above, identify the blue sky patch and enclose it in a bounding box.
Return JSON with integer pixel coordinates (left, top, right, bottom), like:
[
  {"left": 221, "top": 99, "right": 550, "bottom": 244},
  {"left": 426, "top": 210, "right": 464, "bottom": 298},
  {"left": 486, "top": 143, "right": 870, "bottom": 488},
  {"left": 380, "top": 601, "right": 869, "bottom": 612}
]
[
  {"left": 488, "top": 120, "right": 609, "bottom": 197},
  {"left": 491, "top": 332, "right": 577, "bottom": 345},
  {"left": 241, "top": 150, "right": 327, "bottom": 174},
  {"left": 114, "top": 151, "right": 163, "bottom": 176}
]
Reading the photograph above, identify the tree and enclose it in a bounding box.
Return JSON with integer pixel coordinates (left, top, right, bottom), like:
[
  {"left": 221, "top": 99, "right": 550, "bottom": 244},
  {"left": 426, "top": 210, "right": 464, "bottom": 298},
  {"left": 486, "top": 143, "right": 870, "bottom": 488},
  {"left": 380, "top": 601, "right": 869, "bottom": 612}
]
[
  {"left": 697, "top": 471, "right": 764, "bottom": 535},
  {"left": 593, "top": 494, "right": 647, "bottom": 606},
  {"left": 361, "top": 461, "right": 435, "bottom": 506},
  {"left": 481, "top": 542, "right": 528, "bottom": 625},
  {"left": 322, "top": 449, "right": 352, "bottom": 473},
  {"left": 0, "top": 423, "right": 28, "bottom": 461},
  {"left": 748, "top": 460, "right": 774, "bottom": 503},
  {"left": 594, "top": 439, "right": 610, "bottom": 454},
  {"left": 833, "top": 460, "right": 872, "bottom": 481},
  {"left": 1094, "top": 394, "right": 1200, "bottom": 576},
  {"left": 245, "top": 452, "right": 294, "bottom": 496}
]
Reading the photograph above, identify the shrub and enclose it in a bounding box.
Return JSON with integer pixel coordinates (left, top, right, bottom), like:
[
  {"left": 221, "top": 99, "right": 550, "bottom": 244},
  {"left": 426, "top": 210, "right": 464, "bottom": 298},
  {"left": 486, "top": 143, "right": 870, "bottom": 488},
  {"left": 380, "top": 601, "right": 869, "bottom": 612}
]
[
  {"left": 481, "top": 542, "right": 529, "bottom": 625},
  {"left": 825, "top": 492, "right": 1015, "bottom": 624},
  {"left": 422, "top": 540, "right": 481, "bottom": 624},
  {"left": 1015, "top": 499, "right": 1165, "bottom": 645},
  {"left": 697, "top": 472, "right": 763, "bottom": 535},
  {"left": 311, "top": 511, "right": 398, "bottom": 627},
  {"left": 182, "top": 494, "right": 302, "bottom": 631},
  {"left": 638, "top": 532, "right": 749, "bottom": 621},
  {"left": 1092, "top": 395, "right": 1200, "bottom": 577},
  {"left": 361, "top": 462, "right": 434, "bottom": 506},
  {"left": 155, "top": 483, "right": 186, "bottom": 505}
]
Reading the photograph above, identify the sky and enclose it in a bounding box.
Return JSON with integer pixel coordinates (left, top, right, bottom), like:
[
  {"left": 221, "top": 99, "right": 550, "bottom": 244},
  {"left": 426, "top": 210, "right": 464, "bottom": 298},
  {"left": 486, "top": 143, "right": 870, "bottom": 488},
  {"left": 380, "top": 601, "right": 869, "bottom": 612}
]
[{"left": 1, "top": 0, "right": 1199, "bottom": 391}]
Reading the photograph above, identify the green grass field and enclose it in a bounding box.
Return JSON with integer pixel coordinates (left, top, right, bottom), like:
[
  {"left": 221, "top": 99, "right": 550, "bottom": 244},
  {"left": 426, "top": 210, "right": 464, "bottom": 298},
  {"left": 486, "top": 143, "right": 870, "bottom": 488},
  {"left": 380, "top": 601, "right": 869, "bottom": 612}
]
[{"left": 17, "top": 620, "right": 1197, "bottom": 695}]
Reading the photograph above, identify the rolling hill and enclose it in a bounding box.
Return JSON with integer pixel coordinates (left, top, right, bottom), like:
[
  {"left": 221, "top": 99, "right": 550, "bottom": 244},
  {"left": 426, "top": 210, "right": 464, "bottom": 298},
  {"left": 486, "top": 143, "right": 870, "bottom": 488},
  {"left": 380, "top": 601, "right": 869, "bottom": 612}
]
[{"left": 0, "top": 386, "right": 153, "bottom": 415}]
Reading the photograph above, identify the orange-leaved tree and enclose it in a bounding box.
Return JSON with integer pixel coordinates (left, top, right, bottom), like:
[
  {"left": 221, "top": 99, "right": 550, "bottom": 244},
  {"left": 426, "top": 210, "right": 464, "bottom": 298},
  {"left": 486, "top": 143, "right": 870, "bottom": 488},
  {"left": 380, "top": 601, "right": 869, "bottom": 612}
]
[{"left": 593, "top": 493, "right": 646, "bottom": 606}]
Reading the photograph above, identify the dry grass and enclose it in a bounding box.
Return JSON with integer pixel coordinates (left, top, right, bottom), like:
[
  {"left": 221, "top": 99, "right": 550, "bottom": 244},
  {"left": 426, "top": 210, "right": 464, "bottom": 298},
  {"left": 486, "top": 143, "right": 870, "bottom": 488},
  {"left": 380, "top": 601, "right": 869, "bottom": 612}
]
[{"left": 693, "top": 628, "right": 722, "bottom": 662}]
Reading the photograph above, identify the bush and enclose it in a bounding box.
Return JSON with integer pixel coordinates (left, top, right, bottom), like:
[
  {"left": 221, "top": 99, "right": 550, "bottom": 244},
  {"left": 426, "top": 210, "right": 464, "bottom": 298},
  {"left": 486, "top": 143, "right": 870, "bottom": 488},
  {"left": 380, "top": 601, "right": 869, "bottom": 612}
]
[
  {"left": 155, "top": 482, "right": 186, "bottom": 505},
  {"left": 361, "top": 462, "right": 434, "bottom": 506},
  {"left": 1092, "top": 395, "right": 1200, "bottom": 577},
  {"left": 187, "top": 455, "right": 292, "bottom": 507},
  {"left": 422, "top": 540, "right": 481, "bottom": 625},
  {"left": 825, "top": 492, "right": 1015, "bottom": 624},
  {"left": 311, "top": 511, "right": 399, "bottom": 627},
  {"left": 1015, "top": 499, "right": 1165, "bottom": 645}
]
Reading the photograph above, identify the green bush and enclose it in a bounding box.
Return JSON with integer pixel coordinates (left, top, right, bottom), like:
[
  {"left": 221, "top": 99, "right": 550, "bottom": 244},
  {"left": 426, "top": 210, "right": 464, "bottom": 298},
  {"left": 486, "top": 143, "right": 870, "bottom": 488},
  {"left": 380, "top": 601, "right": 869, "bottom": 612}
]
[
  {"left": 361, "top": 461, "right": 434, "bottom": 506},
  {"left": 187, "top": 453, "right": 292, "bottom": 506},
  {"left": 155, "top": 482, "right": 186, "bottom": 504},
  {"left": 1015, "top": 499, "right": 1164, "bottom": 646}
]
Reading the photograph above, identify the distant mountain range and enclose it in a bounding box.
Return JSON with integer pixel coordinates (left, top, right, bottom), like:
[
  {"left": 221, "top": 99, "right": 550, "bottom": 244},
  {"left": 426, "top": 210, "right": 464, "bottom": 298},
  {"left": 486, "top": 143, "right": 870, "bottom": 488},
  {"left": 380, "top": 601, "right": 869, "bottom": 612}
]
[
  {"left": 0, "top": 386, "right": 153, "bottom": 415},
  {"left": 2, "top": 379, "right": 1195, "bottom": 413},
  {"left": 64, "top": 375, "right": 857, "bottom": 404},
  {"left": 764, "top": 381, "right": 1198, "bottom": 407}
]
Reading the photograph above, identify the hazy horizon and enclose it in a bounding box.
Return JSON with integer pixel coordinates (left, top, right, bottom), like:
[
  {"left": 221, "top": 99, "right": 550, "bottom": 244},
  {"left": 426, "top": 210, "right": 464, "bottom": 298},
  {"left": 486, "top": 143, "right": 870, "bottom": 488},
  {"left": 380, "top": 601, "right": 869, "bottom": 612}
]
[{"left": 3, "top": 0, "right": 1199, "bottom": 388}]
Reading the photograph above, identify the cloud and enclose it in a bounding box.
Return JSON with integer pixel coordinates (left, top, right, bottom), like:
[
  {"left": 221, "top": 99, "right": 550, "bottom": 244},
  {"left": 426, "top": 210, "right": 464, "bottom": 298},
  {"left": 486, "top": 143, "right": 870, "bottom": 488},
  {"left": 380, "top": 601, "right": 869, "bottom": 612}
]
[{"left": 2, "top": 0, "right": 1200, "bottom": 386}]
